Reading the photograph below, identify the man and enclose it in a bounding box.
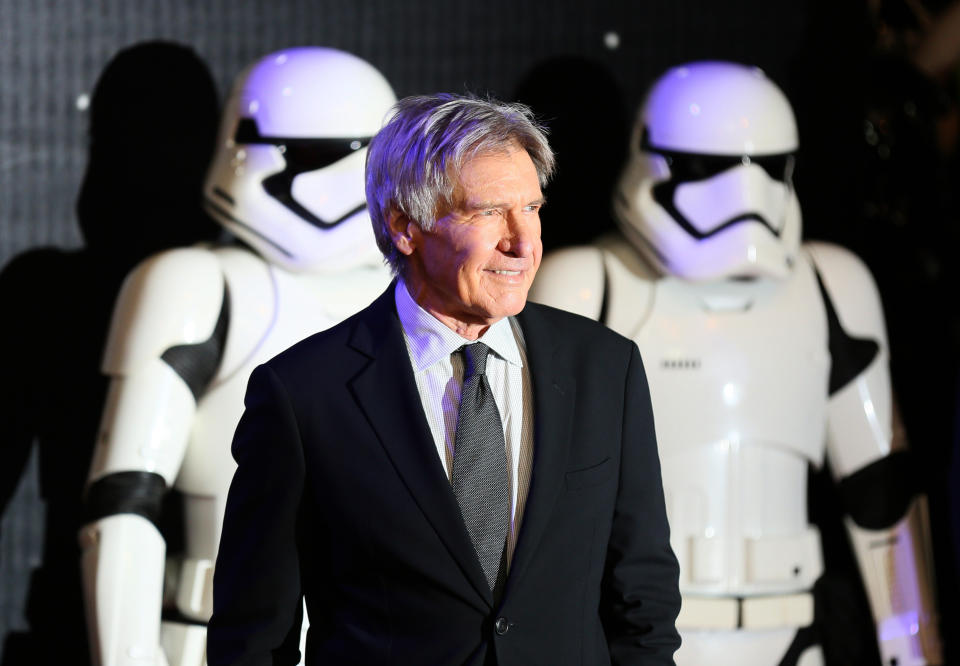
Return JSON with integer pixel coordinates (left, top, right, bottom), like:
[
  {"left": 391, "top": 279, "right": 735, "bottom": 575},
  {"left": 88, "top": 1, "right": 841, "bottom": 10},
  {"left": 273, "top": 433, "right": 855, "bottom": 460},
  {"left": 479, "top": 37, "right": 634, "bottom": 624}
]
[{"left": 208, "top": 94, "right": 681, "bottom": 665}]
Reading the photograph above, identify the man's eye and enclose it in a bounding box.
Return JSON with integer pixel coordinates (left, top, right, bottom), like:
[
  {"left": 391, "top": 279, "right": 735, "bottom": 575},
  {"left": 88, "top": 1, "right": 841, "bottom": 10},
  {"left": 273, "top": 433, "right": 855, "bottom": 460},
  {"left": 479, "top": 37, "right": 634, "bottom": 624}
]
[
  {"left": 523, "top": 204, "right": 541, "bottom": 213},
  {"left": 479, "top": 209, "right": 498, "bottom": 217}
]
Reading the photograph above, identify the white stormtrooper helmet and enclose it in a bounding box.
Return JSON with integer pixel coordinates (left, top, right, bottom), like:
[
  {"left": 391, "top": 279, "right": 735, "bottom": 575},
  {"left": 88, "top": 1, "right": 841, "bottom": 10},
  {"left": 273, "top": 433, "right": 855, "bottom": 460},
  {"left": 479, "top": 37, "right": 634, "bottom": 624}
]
[
  {"left": 614, "top": 61, "right": 801, "bottom": 281},
  {"left": 204, "top": 47, "right": 397, "bottom": 272}
]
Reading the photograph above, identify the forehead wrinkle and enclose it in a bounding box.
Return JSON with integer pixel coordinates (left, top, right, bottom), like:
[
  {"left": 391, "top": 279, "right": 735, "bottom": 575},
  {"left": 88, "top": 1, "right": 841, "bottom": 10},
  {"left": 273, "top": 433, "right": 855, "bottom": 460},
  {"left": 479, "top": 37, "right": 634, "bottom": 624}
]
[
  {"left": 463, "top": 194, "right": 544, "bottom": 211},
  {"left": 449, "top": 145, "right": 542, "bottom": 212},
  {"left": 465, "top": 198, "right": 509, "bottom": 210}
]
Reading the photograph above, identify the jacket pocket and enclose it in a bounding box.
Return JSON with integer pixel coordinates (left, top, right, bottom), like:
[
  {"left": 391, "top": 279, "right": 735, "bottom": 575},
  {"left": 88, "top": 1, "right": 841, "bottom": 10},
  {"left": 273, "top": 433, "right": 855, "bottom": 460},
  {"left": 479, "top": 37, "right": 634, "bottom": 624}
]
[{"left": 564, "top": 457, "right": 614, "bottom": 491}]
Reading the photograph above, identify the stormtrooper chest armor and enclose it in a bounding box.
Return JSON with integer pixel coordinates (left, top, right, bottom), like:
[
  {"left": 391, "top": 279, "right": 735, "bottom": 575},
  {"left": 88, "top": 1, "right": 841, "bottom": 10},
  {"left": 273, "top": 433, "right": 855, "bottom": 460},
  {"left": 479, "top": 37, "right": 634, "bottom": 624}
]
[{"left": 617, "top": 254, "right": 831, "bottom": 597}]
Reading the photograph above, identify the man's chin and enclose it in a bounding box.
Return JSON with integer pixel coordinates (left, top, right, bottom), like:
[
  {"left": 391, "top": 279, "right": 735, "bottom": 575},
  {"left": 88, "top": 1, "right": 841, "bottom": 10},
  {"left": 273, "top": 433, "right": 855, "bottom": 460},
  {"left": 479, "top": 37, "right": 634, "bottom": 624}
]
[{"left": 486, "top": 292, "right": 529, "bottom": 320}]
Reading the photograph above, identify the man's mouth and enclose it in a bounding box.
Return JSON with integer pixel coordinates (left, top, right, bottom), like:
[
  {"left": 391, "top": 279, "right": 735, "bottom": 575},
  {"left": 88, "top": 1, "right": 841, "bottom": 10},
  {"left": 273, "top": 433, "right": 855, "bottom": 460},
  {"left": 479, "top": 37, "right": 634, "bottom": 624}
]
[{"left": 489, "top": 269, "right": 521, "bottom": 276}]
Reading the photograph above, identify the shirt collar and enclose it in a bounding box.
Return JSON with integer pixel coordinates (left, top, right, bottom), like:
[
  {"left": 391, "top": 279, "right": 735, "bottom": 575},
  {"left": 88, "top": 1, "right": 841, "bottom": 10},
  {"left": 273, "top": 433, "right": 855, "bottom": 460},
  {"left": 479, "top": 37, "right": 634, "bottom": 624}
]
[{"left": 395, "top": 279, "right": 523, "bottom": 372}]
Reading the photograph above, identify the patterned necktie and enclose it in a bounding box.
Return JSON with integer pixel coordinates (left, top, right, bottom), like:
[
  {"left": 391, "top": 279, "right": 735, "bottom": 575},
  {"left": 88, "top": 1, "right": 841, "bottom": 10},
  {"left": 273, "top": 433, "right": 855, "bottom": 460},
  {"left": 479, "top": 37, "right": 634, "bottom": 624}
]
[{"left": 452, "top": 342, "right": 509, "bottom": 596}]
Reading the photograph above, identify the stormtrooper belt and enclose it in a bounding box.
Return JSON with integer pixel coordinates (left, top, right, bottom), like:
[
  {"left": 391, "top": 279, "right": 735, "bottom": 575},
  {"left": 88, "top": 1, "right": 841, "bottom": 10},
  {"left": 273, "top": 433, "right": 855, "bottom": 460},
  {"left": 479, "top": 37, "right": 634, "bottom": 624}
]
[{"left": 676, "top": 592, "right": 814, "bottom": 630}]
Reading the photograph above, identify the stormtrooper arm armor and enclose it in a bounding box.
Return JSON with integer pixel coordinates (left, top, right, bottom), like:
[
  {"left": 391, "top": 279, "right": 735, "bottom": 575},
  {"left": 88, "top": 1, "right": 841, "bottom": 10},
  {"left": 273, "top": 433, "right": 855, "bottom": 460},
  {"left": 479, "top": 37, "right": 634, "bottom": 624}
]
[
  {"left": 79, "top": 248, "right": 228, "bottom": 666},
  {"left": 810, "top": 242, "right": 942, "bottom": 666}
]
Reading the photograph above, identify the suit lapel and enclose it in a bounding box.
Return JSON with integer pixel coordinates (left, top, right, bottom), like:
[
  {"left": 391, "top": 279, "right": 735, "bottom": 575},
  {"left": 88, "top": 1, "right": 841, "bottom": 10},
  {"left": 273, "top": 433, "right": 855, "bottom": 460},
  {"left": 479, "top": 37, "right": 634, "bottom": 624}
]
[
  {"left": 347, "top": 286, "right": 493, "bottom": 607},
  {"left": 505, "top": 304, "right": 576, "bottom": 590}
]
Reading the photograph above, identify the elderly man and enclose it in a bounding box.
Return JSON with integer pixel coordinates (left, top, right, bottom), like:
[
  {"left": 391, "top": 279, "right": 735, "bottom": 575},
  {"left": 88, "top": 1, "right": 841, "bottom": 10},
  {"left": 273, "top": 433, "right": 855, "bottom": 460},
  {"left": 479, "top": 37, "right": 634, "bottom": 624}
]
[{"left": 208, "top": 94, "right": 681, "bottom": 665}]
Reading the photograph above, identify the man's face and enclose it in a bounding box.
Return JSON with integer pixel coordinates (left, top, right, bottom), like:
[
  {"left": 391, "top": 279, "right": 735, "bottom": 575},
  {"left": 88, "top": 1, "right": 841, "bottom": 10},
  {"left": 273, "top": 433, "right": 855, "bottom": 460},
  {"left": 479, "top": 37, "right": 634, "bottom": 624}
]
[{"left": 401, "top": 146, "right": 544, "bottom": 333}]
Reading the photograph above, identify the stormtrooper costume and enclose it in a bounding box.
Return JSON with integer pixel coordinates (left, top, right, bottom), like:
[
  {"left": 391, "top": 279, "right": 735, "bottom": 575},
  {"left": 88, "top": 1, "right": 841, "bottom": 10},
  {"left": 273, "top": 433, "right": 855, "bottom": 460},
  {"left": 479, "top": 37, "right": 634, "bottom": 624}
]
[
  {"left": 530, "top": 61, "right": 941, "bottom": 666},
  {"left": 78, "top": 47, "right": 396, "bottom": 666}
]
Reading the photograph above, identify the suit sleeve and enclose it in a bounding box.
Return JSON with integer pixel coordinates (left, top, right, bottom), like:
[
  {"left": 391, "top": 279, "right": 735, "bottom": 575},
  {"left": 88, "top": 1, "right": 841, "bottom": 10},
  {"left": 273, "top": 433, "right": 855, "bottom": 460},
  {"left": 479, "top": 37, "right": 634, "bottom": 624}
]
[
  {"left": 207, "top": 364, "right": 306, "bottom": 665},
  {"left": 603, "top": 343, "right": 682, "bottom": 664}
]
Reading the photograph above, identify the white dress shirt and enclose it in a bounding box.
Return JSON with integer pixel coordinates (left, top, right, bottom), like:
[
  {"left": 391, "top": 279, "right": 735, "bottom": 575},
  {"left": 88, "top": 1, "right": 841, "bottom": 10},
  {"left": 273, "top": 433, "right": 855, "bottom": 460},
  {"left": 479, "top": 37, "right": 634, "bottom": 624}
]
[{"left": 394, "top": 280, "right": 534, "bottom": 568}]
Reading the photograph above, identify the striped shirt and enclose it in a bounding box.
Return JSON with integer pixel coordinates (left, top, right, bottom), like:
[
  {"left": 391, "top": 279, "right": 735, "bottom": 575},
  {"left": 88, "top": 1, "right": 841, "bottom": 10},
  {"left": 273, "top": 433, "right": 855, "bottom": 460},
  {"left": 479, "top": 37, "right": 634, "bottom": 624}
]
[{"left": 394, "top": 280, "right": 534, "bottom": 568}]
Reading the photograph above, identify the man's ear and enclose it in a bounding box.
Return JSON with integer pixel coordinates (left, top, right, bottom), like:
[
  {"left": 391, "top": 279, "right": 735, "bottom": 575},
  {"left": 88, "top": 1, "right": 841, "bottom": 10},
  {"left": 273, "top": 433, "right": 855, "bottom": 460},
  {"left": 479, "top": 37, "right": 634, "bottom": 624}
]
[{"left": 387, "top": 208, "right": 417, "bottom": 257}]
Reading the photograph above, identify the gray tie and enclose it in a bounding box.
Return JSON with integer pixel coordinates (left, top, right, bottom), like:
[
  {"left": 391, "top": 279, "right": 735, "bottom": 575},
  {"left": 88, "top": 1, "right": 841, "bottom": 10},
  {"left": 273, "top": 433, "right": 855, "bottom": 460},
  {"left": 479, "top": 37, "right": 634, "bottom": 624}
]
[{"left": 452, "top": 343, "right": 509, "bottom": 596}]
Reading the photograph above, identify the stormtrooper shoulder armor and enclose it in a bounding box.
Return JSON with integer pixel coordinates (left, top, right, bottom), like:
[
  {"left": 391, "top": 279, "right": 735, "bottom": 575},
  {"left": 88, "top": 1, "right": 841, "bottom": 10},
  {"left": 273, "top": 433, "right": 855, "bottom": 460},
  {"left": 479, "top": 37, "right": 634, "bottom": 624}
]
[
  {"left": 531, "top": 246, "right": 606, "bottom": 320},
  {"left": 810, "top": 241, "right": 903, "bottom": 510},
  {"left": 103, "top": 248, "right": 228, "bottom": 392},
  {"left": 808, "top": 241, "right": 893, "bottom": 472},
  {"left": 805, "top": 241, "right": 887, "bottom": 348}
]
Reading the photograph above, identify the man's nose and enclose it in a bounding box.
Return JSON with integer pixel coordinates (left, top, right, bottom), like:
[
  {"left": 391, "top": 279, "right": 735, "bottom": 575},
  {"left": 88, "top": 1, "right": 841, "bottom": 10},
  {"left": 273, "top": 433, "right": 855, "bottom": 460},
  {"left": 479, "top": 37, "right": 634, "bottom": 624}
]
[{"left": 499, "top": 211, "right": 538, "bottom": 257}]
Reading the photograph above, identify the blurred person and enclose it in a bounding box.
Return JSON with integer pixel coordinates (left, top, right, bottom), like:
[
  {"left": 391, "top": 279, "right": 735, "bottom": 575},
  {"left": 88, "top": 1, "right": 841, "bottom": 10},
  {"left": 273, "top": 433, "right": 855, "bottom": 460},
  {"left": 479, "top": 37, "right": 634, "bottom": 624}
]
[
  {"left": 532, "top": 61, "right": 942, "bottom": 666},
  {"left": 78, "top": 47, "right": 396, "bottom": 666}
]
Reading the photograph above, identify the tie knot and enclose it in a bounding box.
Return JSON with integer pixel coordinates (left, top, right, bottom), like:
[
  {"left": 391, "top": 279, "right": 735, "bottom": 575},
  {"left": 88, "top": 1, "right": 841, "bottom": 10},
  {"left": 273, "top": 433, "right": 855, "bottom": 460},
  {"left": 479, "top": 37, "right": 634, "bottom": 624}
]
[{"left": 460, "top": 342, "right": 491, "bottom": 380}]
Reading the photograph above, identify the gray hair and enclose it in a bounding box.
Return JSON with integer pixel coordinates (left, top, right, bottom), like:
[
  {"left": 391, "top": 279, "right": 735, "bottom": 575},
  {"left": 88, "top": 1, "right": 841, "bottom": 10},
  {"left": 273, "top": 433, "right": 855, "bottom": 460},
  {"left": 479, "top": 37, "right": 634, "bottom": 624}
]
[{"left": 365, "top": 93, "right": 555, "bottom": 276}]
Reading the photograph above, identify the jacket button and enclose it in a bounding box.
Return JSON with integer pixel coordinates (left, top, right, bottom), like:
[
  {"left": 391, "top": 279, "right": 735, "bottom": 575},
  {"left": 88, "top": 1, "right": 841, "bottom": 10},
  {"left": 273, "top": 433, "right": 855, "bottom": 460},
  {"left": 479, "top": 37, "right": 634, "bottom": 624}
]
[{"left": 495, "top": 617, "right": 510, "bottom": 635}]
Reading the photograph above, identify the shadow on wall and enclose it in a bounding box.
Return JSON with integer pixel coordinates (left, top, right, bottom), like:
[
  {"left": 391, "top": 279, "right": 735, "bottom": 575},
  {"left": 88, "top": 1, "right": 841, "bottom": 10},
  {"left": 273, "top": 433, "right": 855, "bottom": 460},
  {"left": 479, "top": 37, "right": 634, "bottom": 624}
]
[
  {"left": 0, "top": 40, "right": 221, "bottom": 665},
  {"left": 513, "top": 55, "right": 630, "bottom": 253}
]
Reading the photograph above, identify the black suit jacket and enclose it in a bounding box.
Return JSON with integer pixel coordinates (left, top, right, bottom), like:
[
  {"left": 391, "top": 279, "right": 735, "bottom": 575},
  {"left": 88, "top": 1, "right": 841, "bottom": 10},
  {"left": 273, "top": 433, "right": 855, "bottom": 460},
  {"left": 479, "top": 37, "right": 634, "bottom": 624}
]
[{"left": 208, "top": 286, "right": 681, "bottom": 665}]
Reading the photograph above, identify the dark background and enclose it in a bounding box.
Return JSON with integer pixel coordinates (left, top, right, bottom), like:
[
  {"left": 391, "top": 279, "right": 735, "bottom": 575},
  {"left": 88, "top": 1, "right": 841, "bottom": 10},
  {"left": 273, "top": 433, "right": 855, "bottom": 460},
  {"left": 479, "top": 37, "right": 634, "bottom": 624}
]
[{"left": 1, "top": 0, "right": 958, "bottom": 663}]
